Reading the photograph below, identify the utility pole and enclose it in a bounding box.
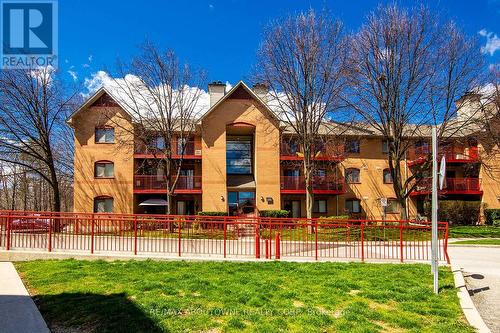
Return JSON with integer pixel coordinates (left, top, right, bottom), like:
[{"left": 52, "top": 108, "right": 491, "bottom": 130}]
[{"left": 431, "top": 127, "right": 439, "bottom": 294}]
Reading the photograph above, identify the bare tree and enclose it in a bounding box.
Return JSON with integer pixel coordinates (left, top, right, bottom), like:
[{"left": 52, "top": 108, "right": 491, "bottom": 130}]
[
  {"left": 346, "top": 5, "right": 484, "bottom": 219},
  {"left": 255, "top": 10, "right": 349, "bottom": 218},
  {"left": 104, "top": 42, "right": 206, "bottom": 214},
  {"left": 0, "top": 66, "right": 75, "bottom": 212}
]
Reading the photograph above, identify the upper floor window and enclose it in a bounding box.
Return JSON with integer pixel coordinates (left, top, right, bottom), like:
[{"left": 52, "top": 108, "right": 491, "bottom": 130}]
[
  {"left": 154, "top": 136, "right": 166, "bottom": 150},
  {"left": 382, "top": 140, "right": 390, "bottom": 154},
  {"left": 385, "top": 199, "right": 400, "bottom": 214},
  {"left": 313, "top": 199, "right": 327, "bottom": 213},
  {"left": 95, "top": 127, "right": 114, "bottom": 143},
  {"left": 346, "top": 139, "right": 360, "bottom": 153},
  {"left": 345, "top": 168, "right": 360, "bottom": 183},
  {"left": 176, "top": 137, "right": 193, "bottom": 155},
  {"left": 227, "top": 136, "right": 252, "bottom": 174},
  {"left": 95, "top": 161, "right": 114, "bottom": 178},
  {"left": 383, "top": 168, "right": 393, "bottom": 184},
  {"left": 94, "top": 196, "right": 113, "bottom": 213},
  {"left": 315, "top": 169, "right": 326, "bottom": 178},
  {"left": 345, "top": 199, "right": 361, "bottom": 214}
]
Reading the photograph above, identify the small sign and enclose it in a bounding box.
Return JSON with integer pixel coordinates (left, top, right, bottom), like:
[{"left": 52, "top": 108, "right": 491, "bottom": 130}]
[
  {"left": 439, "top": 156, "right": 446, "bottom": 190},
  {"left": 380, "top": 197, "right": 388, "bottom": 207}
]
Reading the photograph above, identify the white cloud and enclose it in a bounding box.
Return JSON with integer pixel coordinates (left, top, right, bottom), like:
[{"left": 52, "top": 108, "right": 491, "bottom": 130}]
[
  {"left": 30, "top": 65, "right": 55, "bottom": 85},
  {"left": 67, "top": 70, "right": 78, "bottom": 81},
  {"left": 478, "top": 29, "right": 500, "bottom": 56},
  {"left": 88, "top": 54, "right": 93, "bottom": 63},
  {"left": 82, "top": 71, "right": 210, "bottom": 118},
  {"left": 208, "top": 4, "right": 214, "bottom": 9}
]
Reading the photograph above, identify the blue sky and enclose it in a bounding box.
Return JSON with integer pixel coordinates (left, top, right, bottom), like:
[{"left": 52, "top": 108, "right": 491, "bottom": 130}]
[{"left": 59, "top": 0, "right": 500, "bottom": 92}]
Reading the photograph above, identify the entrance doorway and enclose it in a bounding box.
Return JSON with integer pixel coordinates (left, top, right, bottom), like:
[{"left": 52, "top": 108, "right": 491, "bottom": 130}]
[
  {"left": 176, "top": 200, "right": 195, "bottom": 215},
  {"left": 284, "top": 200, "right": 301, "bottom": 218},
  {"left": 228, "top": 191, "right": 256, "bottom": 216}
]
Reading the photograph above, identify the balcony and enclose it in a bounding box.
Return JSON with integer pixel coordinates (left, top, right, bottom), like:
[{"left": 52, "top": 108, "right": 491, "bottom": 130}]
[
  {"left": 280, "top": 143, "right": 344, "bottom": 161},
  {"left": 410, "top": 177, "right": 482, "bottom": 197},
  {"left": 134, "top": 138, "right": 202, "bottom": 159},
  {"left": 407, "top": 145, "right": 479, "bottom": 166},
  {"left": 134, "top": 175, "right": 202, "bottom": 194},
  {"left": 281, "top": 176, "right": 346, "bottom": 194}
]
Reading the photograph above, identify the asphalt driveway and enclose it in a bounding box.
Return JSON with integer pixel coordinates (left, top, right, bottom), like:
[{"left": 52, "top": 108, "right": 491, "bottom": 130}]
[{"left": 448, "top": 245, "right": 500, "bottom": 332}]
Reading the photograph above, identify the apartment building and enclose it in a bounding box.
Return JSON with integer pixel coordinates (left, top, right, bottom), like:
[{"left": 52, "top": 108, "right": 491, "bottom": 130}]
[{"left": 67, "top": 81, "right": 500, "bottom": 220}]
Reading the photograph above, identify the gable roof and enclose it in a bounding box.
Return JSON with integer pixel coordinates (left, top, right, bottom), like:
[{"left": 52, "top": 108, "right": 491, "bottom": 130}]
[
  {"left": 198, "top": 80, "right": 280, "bottom": 123},
  {"left": 66, "top": 87, "right": 132, "bottom": 126}
]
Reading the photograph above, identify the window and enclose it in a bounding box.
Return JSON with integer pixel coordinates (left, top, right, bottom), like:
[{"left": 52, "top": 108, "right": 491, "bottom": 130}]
[
  {"left": 346, "top": 139, "right": 360, "bottom": 153},
  {"left": 227, "top": 136, "right": 252, "bottom": 174},
  {"left": 154, "top": 136, "right": 165, "bottom": 150},
  {"left": 345, "top": 199, "right": 361, "bottom": 214},
  {"left": 95, "top": 161, "right": 114, "bottom": 178},
  {"left": 385, "top": 199, "right": 400, "bottom": 214},
  {"left": 94, "top": 196, "right": 113, "bottom": 213},
  {"left": 383, "top": 169, "right": 393, "bottom": 183},
  {"left": 95, "top": 127, "right": 114, "bottom": 143},
  {"left": 315, "top": 169, "right": 326, "bottom": 178},
  {"left": 284, "top": 169, "right": 300, "bottom": 177},
  {"left": 345, "top": 168, "right": 360, "bottom": 183},
  {"left": 313, "top": 199, "right": 327, "bottom": 213},
  {"left": 176, "top": 137, "right": 188, "bottom": 155},
  {"left": 382, "top": 140, "right": 389, "bottom": 154}
]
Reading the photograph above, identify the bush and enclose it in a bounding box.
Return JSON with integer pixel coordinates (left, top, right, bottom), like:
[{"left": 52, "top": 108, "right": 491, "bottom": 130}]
[
  {"left": 424, "top": 200, "right": 480, "bottom": 226},
  {"left": 485, "top": 209, "right": 500, "bottom": 226},
  {"left": 197, "top": 211, "right": 227, "bottom": 216},
  {"left": 259, "top": 210, "right": 290, "bottom": 218},
  {"left": 319, "top": 215, "right": 350, "bottom": 220}
]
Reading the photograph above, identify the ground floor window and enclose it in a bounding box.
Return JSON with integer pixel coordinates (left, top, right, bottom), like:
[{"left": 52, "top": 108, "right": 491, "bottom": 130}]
[
  {"left": 94, "top": 196, "right": 113, "bottom": 213},
  {"left": 345, "top": 199, "right": 361, "bottom": 214},
  {"left": 313, "top": 199, "right": 327, "bottom": 214}
]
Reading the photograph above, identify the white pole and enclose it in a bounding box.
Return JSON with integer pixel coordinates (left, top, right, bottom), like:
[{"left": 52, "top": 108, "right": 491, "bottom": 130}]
[{"left": 431, "top": 127, "right": 439, "bottom": 294}]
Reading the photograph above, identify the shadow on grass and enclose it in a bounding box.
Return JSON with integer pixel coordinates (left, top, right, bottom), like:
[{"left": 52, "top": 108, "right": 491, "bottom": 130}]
[{"left": 33, "top": 292, "right": 163, "bottom": 333}]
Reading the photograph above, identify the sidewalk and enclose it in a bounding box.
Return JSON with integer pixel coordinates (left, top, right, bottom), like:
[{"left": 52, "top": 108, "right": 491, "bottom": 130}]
[{"left": 0, "top": 262, "right": 50, "bottom": 333}]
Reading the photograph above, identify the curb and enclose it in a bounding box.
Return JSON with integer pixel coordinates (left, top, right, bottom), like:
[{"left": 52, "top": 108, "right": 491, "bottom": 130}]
[{"left": 451, "top": 263, "right": 491, "bottom": 333}]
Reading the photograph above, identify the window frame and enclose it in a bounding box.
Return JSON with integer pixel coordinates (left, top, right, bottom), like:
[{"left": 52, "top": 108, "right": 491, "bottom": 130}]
[
  {"left": 345, "top": 168, "right": 361, "bottom": 184},
  {"left": 383, "top": 168, "right": 393, "bottom": 184},
  {"left": 345, "top": 199, "right": 361, "bottom": 214},
  {"left": 345, "top": 139, "right": 360, "bottom": 154},
  {"left": 94, "top": 160, "right": 115, "bottom": 179},
  {"left": 226, "top": 136, "right": 253, "bottom": 175},
  {"left": 382, "top": 140, "right": 389, "bottom": 154},
  {"left": 95, "top": 126, "right": 115, "bottom": 144},
  {"left": 94, "top": 195, "right": 114, "bottom": 213},
  {"left": 313, "top": 199, "right": 327, "bottom": 214}
]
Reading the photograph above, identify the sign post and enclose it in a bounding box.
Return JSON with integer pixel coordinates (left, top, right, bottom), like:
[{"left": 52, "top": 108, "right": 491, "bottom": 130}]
[{"left": 431, "top": 127, "right": 440, "bottom": 294}]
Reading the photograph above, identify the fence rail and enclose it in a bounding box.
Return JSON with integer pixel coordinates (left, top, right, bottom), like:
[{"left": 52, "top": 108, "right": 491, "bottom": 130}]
[{"left": 0, "top": 210, "right": 449, "bottom": 263}]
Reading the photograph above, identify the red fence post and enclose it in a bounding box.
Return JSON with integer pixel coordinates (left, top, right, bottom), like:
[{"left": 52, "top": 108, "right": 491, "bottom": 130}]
[
  {"left": 178, "top": 218, "right": 182, "bottom": 257},
  {"left": 265, "top": 239, "right": 269, "bottom": 259},
  {"left": 223, "top": 217, "right": 227, "bottom": 258},
  {"left": 444, "top": 223, "right": 450, "bottom": 264},
  {"left": 399, "top": 221, "right": 403, "bottom": 263},
  {"left": 360, "top": 222, "right": 364, "bottom": 262},
  {"left": 255, "top": 222, "right": 260, "bottom": 259},
  {"left": 6, "top": 212, "right": 11, "bottom": 251},
  {"left": 315, "top": 221, "right": 318, "bottom": 261},
  {"left": 48, "top": 217, "right": 52, "bottom": 252},
  {"left": 90, "top": 214, "right": 95, "bottom": 254},
  {"left": 275, "top": 232, "right": 280, "bottom": 260},
  {"left": 133, "top": 216, "right": 137, "bottom": 255}
]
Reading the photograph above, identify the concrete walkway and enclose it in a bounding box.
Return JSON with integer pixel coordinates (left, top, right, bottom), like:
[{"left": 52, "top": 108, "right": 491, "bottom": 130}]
[
  {"left": 0, "top": 262, "right": 50, "bottom": 333},
  {"left": 449, "top": 246, "right": 500, "bottom": 333}
]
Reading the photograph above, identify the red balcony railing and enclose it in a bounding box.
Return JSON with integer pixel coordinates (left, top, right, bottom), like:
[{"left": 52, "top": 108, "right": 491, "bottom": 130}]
[
  {"left": 408, "top": 145, "right": 479, "bottom": 165},
  {"left": 134, "top": 175, "right": 202, "bottom": 193},
  {"left": 410, "top": 177, "right": 482, "bottom": 196},
  {"left": 281, "top": 176, "right": 345, "bottom": 194},
  {"left": 280, "top": 143, "right": 344, "bottom": 161}
]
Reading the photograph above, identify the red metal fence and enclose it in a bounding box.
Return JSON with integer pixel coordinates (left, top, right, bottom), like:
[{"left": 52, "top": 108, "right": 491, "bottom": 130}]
[
  {"left": 0, "top": 210, "right": 449, "bottom": 263},
  {"left": 134, "top": 175, "right": 202, "bottom": 192},
  {"left": 410, "top": 177, "right": 482, "bottom": 196}
]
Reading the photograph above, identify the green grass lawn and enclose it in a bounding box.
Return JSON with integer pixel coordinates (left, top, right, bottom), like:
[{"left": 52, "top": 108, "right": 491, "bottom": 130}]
[
  {"left": 16, "top": 260, "right": 471, "bottom": 333},
  {"left": 452, "top": 238, "right": 500, "bottom": 245},
  {"left": 448, "top": 226, "right": 500, "bottom": 238}
]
